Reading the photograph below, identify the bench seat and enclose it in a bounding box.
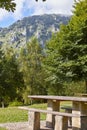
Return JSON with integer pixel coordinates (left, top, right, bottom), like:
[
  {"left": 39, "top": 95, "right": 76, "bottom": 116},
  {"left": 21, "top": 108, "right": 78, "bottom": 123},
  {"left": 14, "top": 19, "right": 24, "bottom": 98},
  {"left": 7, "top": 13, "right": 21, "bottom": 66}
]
[
  {"left": 18, "top": 106, "right": 87, "bottom": 130},
  {"left": 19, "top": 106, "right": 81, "bottom": 117}
]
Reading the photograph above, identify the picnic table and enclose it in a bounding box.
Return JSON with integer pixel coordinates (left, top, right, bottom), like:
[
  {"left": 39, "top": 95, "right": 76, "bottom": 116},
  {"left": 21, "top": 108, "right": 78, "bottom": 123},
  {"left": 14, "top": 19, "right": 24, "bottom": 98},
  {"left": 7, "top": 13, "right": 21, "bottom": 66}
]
[{"left": 28, "top": 95, "right": 87, "bottom": 130}]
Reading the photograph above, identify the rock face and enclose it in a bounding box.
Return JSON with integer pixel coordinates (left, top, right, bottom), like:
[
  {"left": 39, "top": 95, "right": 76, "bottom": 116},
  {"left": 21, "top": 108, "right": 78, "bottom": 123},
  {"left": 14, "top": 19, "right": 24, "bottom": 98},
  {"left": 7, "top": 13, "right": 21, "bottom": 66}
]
[{"left": 0, "top": 14, "right": 70, "bottom": 47}]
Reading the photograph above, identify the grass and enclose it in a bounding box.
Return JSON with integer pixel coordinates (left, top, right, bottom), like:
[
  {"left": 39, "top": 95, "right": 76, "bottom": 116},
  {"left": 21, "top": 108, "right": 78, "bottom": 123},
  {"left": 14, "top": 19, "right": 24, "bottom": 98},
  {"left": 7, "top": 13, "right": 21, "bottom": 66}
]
[
  {"left": 0, "top": 107, "right": 28, "bottom": 123},
  {"left": 0, "top": 103, "right": 47, "bottom": 123},
  {"left": 60, "top": 101, "right": 72, "bottom": 107},
  {"left": 0, "top": 128, "right": 7, "bottom": 130},
  {"left": 29, "top": 103, "right": 47, "bottom": 120},
  {"left": 0, "top": 102, "right": 71, "bottom": 123}
]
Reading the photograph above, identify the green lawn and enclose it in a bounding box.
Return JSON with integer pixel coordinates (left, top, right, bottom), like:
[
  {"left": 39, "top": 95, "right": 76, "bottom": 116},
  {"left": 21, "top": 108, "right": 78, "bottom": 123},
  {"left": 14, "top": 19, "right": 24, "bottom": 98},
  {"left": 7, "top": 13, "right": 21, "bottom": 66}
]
[
  {"left": 0, "top": 107, "right": 28, "bottom": 123},
  {"left": 0, "top": 102, "right": 71, "bottom": 123},
  {"left": 0, "top": 128, "right": 7, "bottom": 130},
  {"left": 60, "top": 101, "right": 72, "bottom": 107},
  {"left": 0, "top": 103, "right": 47, "bottom": 123}
]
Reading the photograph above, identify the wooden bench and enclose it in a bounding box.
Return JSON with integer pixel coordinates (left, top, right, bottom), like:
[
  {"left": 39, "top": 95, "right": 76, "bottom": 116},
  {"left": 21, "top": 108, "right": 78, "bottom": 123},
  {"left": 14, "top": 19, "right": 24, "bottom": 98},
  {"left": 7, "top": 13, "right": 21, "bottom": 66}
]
[
  {"left": 28, "top": 95, "right": 87, "bottom": 130},
  {"left": 61, "top": 106, "right": 72, "bottom": 126},
  {"left": 18, "top": 106, "right": 83, "bottom": 130}
]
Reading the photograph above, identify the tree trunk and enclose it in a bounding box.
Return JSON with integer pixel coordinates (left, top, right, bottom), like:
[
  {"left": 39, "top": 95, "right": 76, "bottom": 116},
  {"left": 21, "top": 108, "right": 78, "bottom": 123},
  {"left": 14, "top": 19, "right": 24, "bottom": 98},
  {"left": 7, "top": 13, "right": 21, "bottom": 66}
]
[
  {"left": 85, "top": 81, "right": 87, "bottom": 93},
  {"left": 1, "top": 101, "right": 4, "bottom": 108}
]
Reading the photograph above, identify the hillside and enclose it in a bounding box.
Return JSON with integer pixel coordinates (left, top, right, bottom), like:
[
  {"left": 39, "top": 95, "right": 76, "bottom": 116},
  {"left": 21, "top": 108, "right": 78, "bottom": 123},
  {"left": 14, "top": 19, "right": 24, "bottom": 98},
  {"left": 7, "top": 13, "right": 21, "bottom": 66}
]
[{"left": 0, "top": 14, "right": 70, "bottom": 47}]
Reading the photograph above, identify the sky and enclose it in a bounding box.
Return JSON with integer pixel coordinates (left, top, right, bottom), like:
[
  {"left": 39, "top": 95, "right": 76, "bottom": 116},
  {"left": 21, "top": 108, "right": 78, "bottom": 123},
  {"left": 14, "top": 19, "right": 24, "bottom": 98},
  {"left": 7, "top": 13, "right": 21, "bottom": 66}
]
[{"left": 0, "top": 0, "right": 74, "bottom": 28}]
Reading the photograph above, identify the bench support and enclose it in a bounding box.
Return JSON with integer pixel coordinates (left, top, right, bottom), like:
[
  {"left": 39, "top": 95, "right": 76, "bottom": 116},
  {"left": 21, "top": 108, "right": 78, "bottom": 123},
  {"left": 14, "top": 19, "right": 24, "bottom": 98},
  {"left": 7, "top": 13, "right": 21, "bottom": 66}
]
[
  {"left": 46, "top": 99, "right": 60, "bottom": 128},
  {"left": 54, "top": 115, "right": 68, "bottom": 130},
  {"left": 61, "top": 106, "right": 72, "bottom": 127},
  {"left": 28, "top": 111, "right": 40, "bottom": 130},
  {"left": 72, "top": 101, "right": 87, "bottom": 130}
]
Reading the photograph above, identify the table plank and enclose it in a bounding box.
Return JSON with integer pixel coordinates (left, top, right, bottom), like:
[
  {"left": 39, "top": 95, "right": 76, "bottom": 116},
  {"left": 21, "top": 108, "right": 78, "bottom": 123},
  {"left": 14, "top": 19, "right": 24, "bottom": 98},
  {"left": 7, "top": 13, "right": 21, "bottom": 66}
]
[{"left": 28, "top": 95, "right": 87, "bottom": 102}]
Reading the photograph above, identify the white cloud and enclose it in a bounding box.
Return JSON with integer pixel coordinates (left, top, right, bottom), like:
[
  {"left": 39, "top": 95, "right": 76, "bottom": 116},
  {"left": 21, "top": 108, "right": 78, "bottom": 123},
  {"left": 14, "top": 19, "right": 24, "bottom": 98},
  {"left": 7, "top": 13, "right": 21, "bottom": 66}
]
[
  {"left": 13, "top": 0, "right": 25, "bottom": 19},
  {"left": 0, "top": 9, "right": 9, "bottom": 21},
  {"left": 25, "top": 0, "right": 74, "bottom": 15},
  {"left": 0, "top": 0, "right": 74, "bottom": 22}
]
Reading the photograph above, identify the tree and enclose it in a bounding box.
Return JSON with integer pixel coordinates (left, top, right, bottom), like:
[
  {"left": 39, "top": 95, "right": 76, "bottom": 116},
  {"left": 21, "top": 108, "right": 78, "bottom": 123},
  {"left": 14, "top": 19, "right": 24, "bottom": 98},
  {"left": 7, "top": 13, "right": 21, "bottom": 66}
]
[
  {"left": 19, "top": 37, "right": 47, "bottom": 104},
  {"left": 45, "top": 0, "right": 87, "bottom": 93},
  {"left": 44, "top": 33, "right": 65, "bottom": 95},
  {"left": 57, "top": 0, "right": 87, "bottom": 90},
  {"left": 0, "top": 44, "right": 24, "bottom": 107},
  {"left": 0, "top": 0, "right": 16, "bottom": 12}
]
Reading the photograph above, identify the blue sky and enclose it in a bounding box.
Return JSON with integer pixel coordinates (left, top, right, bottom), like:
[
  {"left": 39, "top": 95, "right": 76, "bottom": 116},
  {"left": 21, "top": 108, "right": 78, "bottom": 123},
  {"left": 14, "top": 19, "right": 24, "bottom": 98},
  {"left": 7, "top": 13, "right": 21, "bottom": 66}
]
[{"left": 0, "top": 0, "right": 74, "bottom": 28}]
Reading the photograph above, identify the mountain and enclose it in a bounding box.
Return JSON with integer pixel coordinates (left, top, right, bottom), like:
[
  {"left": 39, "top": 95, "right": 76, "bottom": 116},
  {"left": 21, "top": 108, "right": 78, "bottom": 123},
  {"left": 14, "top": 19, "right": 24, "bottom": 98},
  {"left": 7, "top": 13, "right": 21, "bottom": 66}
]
[{"left": 0, "top": 14, "right": 70, "bottom": 47}]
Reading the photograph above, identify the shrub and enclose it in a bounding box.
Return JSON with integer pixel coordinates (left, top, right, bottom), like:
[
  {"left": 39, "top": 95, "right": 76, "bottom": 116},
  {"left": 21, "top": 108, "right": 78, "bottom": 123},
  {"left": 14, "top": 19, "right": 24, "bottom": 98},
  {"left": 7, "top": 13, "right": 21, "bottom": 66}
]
[{"left": 9, "top": 101, "right": 23, "bottom": 107}]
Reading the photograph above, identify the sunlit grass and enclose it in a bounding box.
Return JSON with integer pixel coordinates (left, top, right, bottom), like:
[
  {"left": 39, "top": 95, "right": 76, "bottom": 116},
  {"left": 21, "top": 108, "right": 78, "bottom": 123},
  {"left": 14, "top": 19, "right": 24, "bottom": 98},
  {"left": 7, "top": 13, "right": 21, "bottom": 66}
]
[
  {"left": 60, "top": 101, "right": 72, "bottom": 107},
  {"left": 0, "top": 102, "right": 71, "bottom": 123},
  {"left": 0, "top": 107, "right": 28, "bottom": 123},
  {"left": 0, "top": 128, "right": 7, "bottom": 130},
  {"left": 0, "top": 103, "right": 47, "bottom": 123}
]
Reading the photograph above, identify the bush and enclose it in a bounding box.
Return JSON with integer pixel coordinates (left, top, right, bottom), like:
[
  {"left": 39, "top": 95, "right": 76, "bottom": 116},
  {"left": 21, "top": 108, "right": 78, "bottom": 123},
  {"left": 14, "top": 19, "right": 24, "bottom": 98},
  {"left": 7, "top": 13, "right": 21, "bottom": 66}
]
[
  {"left": 64, "top": 81, "right": 85, "bottom": 96},
  {"left": 9, "top": 101, "right": 23, "bottom": 107}
]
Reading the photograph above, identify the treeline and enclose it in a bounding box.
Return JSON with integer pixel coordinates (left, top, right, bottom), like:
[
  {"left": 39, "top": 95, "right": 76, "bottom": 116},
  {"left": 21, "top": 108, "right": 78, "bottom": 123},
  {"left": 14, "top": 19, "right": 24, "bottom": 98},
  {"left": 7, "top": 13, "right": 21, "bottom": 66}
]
[
  {"left": 0, "top": 0, "right": 87, "bottom": 106},
  {"left": 0, "top": 38, "right": 47, "bottom": 106}
]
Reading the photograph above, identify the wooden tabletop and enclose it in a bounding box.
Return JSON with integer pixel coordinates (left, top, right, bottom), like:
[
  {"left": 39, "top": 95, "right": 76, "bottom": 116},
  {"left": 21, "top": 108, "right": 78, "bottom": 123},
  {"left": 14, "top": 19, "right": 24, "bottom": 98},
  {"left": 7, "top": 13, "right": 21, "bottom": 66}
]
[{"left": 28, "top": 95, "right": 87, "bottom": 102}]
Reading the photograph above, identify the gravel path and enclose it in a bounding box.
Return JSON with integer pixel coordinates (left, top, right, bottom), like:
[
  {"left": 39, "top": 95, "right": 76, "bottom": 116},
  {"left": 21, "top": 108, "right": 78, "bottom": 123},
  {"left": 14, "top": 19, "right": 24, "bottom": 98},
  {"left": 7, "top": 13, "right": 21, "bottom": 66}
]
[
  {"left": 0, "top": 121, "right": 72, "bottom": 130},
  {"left": 0, "top": 121, "right": 52, "bottom": 130},
  {"left": 0, "top": 122, "right": 29, "bottom": 130}
]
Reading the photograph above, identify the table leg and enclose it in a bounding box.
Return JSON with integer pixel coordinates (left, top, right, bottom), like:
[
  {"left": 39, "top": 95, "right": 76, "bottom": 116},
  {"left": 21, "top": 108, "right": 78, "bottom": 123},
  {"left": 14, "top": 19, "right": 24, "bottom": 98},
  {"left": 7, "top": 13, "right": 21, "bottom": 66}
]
[
  {"left": 54, "top": 116, "right": 68, "bottom": 130},
  {"left": 72, "top": 101, "right": 87, "bottom": 130},
  {"left": 28, "top": 111, "right": 40, "bottom": 130},
  {"left": 46, "top": 99, "right": 60, "bottom": 128}
]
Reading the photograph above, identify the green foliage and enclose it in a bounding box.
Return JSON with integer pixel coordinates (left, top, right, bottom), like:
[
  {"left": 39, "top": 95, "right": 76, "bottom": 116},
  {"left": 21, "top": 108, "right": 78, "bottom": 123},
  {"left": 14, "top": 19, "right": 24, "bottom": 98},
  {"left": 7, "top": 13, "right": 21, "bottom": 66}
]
[
  {"left": 1, "top": 0, "right": 87, "bottom": 102},
  {"left": 64, "top": 81, "right": 85, "bottom": 96},
  {"left": 0, "top": 0, "right": 16, "bottom": 12},
  {"left": 0, "top": 44, "right": 24, "bottom": 106},
  {"left": 19, "top": 37, "right": 47, "bottom": 103},
  {"left": 57, "top": 0, "right": 87, "bottom": 84},
  {"left": 44, "top": 34, "right": 65, "bottom": 95},
  {"left": 44, "top": 0, "right": 87, "bottom": 93},
  {"left": 9, "top": 101, "right": 23, "bottom": 107}
]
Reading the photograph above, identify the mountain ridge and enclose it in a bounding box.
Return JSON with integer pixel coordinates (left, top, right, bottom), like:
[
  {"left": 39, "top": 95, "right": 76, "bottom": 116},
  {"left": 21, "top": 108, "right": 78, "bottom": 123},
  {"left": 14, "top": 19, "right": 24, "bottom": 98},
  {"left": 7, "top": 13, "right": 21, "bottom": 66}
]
[{"left": 0, "top": 14, "right": 71, "bottom": 47}]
